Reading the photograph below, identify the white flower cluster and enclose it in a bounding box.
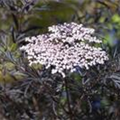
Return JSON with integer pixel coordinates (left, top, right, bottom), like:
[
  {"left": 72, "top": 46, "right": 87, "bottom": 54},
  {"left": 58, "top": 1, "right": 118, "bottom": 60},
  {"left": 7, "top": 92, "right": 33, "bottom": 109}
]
[
  {"left": 48, "top": 22, "right": 102, "bottom": 44},
  {"left": 20, "top": 22, "right": 109, "bottom": 77}
]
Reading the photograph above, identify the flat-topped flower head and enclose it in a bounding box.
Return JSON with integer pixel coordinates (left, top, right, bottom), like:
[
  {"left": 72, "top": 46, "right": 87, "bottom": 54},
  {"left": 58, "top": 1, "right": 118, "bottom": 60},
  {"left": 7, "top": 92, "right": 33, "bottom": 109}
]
[
  {"left": 20, "top": 22, "right": 109, "bottom": 77},
  {"left": 48, "top": 22, "right": 102, "bottom": 44}
]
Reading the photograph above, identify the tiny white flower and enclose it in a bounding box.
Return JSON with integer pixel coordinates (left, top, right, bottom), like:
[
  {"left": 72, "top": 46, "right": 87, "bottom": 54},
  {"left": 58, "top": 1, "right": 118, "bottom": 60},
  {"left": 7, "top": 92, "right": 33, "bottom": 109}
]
[{"left": 51, "top": 69, "right": 57, "bottom": 74}]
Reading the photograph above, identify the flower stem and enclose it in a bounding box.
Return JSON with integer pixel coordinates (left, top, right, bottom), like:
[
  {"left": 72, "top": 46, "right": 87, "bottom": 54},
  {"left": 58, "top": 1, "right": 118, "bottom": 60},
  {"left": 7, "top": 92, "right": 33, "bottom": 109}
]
[{"left": 64, "top": 77, "right": 73, "bottom": 120}]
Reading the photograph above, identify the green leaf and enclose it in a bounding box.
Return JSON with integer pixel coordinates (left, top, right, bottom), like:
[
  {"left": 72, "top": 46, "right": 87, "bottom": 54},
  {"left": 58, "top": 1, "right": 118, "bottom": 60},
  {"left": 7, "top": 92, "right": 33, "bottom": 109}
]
[
  {"left": 112, "top": 14, "right": 120, "bottom": 23},
  {"left": 10, "top": 43, "right": 17, "bottom": 51}
]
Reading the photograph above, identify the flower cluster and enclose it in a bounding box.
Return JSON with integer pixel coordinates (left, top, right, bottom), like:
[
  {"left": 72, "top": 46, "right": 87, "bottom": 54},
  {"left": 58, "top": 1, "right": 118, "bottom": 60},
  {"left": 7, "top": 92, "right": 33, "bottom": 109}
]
[{"left": 20, "top": 22, "right": 109, "bottom": 77}]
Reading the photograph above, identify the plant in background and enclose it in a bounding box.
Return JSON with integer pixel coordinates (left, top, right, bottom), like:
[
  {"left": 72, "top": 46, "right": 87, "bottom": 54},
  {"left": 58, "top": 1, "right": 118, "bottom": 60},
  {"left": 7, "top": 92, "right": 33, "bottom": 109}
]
[
  {"left": 1, "top": 1, "right": 120, "bottom": 120},
  {"left": 20, "top": 22, "right": 109, "bottom": 77},
  {"left": 19, "top": 22, "right": 110, "bottom": 120}
]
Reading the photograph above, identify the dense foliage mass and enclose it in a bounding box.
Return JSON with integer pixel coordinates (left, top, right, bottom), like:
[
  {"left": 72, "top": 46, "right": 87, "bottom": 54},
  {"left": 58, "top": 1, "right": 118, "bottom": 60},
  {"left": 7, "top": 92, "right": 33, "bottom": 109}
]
[{"left": 0, "top": 0, "right": 120, "bottom": 120}]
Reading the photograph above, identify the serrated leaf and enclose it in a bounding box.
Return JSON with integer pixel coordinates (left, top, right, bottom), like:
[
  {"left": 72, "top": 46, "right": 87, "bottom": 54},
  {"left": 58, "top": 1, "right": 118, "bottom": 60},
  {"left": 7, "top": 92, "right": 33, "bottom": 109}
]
[
  {"left": 110, "top": 75, "right": 120, "bottom": 80},
  {"left": 11, "top": 71, "right": 28, "bottom": 77}
]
